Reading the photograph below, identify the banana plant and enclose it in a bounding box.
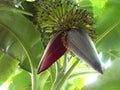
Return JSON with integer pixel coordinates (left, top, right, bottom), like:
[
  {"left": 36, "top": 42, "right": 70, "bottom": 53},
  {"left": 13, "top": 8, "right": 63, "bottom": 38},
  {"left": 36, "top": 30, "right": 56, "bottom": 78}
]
[{"left": 1, "top": 0, "right": 120, "bottom": 90}]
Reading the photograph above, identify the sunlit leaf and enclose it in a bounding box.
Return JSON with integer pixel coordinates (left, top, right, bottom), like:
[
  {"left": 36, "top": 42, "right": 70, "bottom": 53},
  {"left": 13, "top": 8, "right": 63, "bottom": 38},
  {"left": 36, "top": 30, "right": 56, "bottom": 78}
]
[
  {"left": 38, "top": 71, "right": 50, "bottom": 90},
  {"left": 38, "top": 65, "right": 56, "bottom": 90},
  {"left": 78, "top": 0, "right": 93, "bottom": 14},
  {"left": 95, "top": 0, "right": 120, "bottom": 51},
  {"left": 66, "top": 76, "right": 86, "bottom": 90},
  {"left": 90, "top": 0, "right": 107, "bottom": 18},
  {"left": 8, "top": 69, "right": 31, "bottom": 90},
  {"left": 0, "top": 50, "right": 19, "bottom": 85},
  {"left": 82, "top": 60, "right": 120, "bottom": 90}
]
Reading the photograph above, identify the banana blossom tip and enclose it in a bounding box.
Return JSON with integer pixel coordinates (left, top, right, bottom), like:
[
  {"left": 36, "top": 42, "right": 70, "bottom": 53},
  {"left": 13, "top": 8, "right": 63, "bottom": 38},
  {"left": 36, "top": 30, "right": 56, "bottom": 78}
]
[{"left": 67, "top": 29, "right": 103, "bottom": 74}]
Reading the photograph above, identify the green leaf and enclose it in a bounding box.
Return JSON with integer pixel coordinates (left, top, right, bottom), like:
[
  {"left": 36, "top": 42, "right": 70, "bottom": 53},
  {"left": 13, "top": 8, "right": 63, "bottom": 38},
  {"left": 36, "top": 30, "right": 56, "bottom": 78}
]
[
  {"left": 95, "top": 0, "right": 120, "bottom": 52},
  {"left": 8, "top": 69, "right": 31, "bottom": 90},
  {"left": 78, "top": 0, "right": 93, "bottom": 14},
  {"left": 82, "top": 60, "right": 120, "bottom": 90},
  {"left": 0, "top": 7, "right": 44, "bottom": 72},
  {"left": 0, "top": 1, "right": 33, "bottom": 16},
  {"left": 0, "top": 50, "right": 19, "bottom": 85},
  {"left": 66, "top": 76, "right": 86, "bottom": 90},
  {"left": 38, "top": 65, "right": 56, "bottom": 90},
  {"left": 90, "top": 0, "right": 107, "bottom": 18},
  {"left": 38, "top": 71, "right": 50, "bottom": 90}
]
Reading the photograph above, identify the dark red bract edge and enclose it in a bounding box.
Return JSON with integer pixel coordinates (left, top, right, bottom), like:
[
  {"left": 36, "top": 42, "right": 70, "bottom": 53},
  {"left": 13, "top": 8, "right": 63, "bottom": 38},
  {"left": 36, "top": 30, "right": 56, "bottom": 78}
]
[{"left": 38, "top": 31, "right": 67, "bottom": 74}]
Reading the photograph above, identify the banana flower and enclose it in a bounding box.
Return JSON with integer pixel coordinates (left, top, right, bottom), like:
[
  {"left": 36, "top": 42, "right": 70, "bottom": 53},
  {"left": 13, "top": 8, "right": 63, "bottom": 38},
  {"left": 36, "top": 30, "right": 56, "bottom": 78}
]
[{"left": 38, "top": 28, "right": 103, "bottom": 74}]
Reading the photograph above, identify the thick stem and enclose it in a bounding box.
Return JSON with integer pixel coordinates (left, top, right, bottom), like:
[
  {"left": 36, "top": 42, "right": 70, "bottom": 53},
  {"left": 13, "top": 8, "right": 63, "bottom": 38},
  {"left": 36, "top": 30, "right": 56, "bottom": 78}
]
[
  {"left": 51, "top": 61, "right": 64, "bottom": 90},
  {"left": 63, "top": 53, "right": 68, "bottom": 71},
  {"left": 31, "top": 69, "right": 38, "bottom": 90},
  {"left": 23, "top": 49, "right": 38, "bottom": 90},
  {"left": 53, "top": 59, "right": 79, "bottom": 90},
  {"left": 19, "top": 46, "right": 38, "bottom": 90}
]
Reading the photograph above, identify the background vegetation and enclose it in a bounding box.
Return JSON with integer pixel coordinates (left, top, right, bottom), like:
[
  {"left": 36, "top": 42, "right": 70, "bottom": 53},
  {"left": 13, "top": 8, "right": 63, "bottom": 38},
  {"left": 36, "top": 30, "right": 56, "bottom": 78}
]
[{"left": 0, "top": 0, "right": 120, "bottom": 90}]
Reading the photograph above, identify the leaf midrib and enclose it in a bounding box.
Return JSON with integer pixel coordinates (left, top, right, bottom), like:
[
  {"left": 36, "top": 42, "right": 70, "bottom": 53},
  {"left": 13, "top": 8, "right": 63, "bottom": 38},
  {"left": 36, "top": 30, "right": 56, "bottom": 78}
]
[
  {"left": 95, "top": 19, "right": 120, "bottom": 45},
  {"left": 0, "top": 23, "right": 35, "bottom": 71}
]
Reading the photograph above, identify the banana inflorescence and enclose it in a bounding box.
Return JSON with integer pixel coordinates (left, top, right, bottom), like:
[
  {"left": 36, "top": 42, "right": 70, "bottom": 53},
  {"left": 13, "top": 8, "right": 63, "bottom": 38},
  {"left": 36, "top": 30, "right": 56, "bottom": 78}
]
[{"left": 36, "top": 0, "right": 103, "bottom": 74}]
